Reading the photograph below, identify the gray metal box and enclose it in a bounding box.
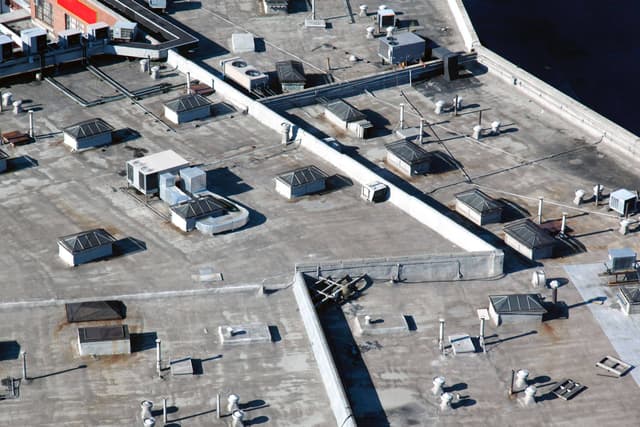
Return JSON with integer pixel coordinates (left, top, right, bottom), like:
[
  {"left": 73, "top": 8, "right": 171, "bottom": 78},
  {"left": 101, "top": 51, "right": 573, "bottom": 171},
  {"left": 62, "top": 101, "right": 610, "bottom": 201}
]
[
  {"left": 378, "top": 32, "right": 425, "bottom": 64},
  {"left": 608, "top": 248, "right": 636, "bottom": 271},
  {"left": 180, "top": 167, "right": 207, "bottom": 194}
]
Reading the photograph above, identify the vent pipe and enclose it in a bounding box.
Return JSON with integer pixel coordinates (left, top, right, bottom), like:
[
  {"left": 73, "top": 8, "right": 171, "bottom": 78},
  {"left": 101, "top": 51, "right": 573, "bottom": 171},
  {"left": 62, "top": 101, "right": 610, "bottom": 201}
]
[
  {"left": 13, "top": 100, "right": 22, "bottom": 114},
  {"left": 216, "top": 393, "right": 221, "bottom": 419},
  {"left": 435, "top": 100, "right": 444, "bottom": 115},
  {"left": 140, "top": 401, "right": 153, "bottom": 420},
  {"left": 550, "top": 280, "right": 559, "bottom": 305},
  {"left": 515, "top": 369, "right": 529, "bottom": 390},
  {"left": 418, "top": 119, "right": 424, "bottom": 144},
  {"left": 560, "top": 212, "right": 567, "bottom": 236},
  {"left": 537, "top": 197, "right": 543, "bottom": 224},
  {"left": 21, "top": 351, "right": 27, "bottom": 381},
  {"left": 2, "top": 92, "right": 12, "bottom": 109},
  {"left": 399, "top": 103, "right": 405, "bottom": 129},
  {"left": 151, "top": 66, "right": 160, "bottom": 80},
  {"left": 359, "top": 4, "right": 368, "bottom": 16},
  {"left": 573, "top": 189, "right": 585, "bottom": 206},
  {"left": 311, "top": 0, "right": 315, "bottom": 20},
  {"left": 432, "top": 376, "right": 445, "bottom": 395},
  {"left": 28, "top": 110, "right": 34, "bottom": 138},
  {"left": 472, "top": 125, "right": 482, "bottom": 140},
  {"left": 438, "top": 318, "right": 445, "bottom": 354},
  {"left": 386, "top": 26, "right": 395, "bottom": 38},
  {"left": 186, "top": 71, "right": 191, "bottom": 94},
  {"left": 232, "top": 410, "right": 246, "bottom": 427},
  {"left": 163, "top": 398, "right": 167, "bottom": 424},
  {"left": 140, "top": 59, "right": 149, "bottom": 73},
  {"left": 479, "top": 317, "right": 486, "bottom": 352},
  {"left": 155, "top": 339, "right": 162, "bottom": 377},
  {"left": 620, "top": 219, "right": 631, "bottom": 235},
  {"left": 523, "top": 385, "right": 536, "bottom": 406},
  {"left": 491, "top": 121, "right": 501, "bottom": 135},
  {"left": 439, "top": 392, "right": 453, "bottom": 411},
  {"left": 227, "top": 394, "right": 240, "bottom": 413},
  {"left": 366, "top": 26, "right": 375, "bottom": 39},
  {"left": 364, "top": 315, "right": 372, "bottom": 325},
  {"left": 594, "top": 184, "right": 603, "bottom": 206},
  {"left": 281, "top": 123, "right": 291, "bottom": 145}
]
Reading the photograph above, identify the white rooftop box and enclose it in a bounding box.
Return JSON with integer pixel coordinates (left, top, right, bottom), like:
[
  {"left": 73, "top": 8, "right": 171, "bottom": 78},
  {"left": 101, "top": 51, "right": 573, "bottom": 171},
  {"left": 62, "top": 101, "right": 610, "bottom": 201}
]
[{"left": 126, "top": 150, "right": 190, "bottom": 195}]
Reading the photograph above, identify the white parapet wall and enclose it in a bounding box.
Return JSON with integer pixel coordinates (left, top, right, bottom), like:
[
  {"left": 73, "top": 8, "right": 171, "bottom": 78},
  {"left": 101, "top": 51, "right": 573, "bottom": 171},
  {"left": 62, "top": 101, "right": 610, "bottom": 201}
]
[
  {"left": 447, "top": 0, "right": 640, "bottom": 158},
  {"left": 292, "top": 272, "right": 356, "bottom": 427},
  {"left": 166, "top": 50, "right": 502, "bottom": 266}
]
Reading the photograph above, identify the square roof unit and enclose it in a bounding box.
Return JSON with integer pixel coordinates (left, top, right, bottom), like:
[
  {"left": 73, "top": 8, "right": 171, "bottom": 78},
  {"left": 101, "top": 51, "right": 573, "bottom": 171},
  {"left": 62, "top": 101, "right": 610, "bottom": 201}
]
[
  {"left": 57, "top": 228, "right": 116, "bottom": 254},
  {"left": 325, "top": 100, "right": 367, "bottom": 123},
  {"left": 78, "top": 325, "right": 129, "bottom": 343},
  {"left": 276, "top": 165, "right": 328, "bottom": 187},
  {"left": 276, "top": 60, "right": 306, "bottom": 84},
  {"left": 164, "top": 93, "right": 212, "bottom": 113},
  {"left": 170, "top": 195, "right": 237, "bottom": 219},
  {"left": 65, "top": 301, "right": 126, "bottom": 322},
  {"left": 489, "top": 294, "right": 547, "bottom": 315},
  {"left": 63, "top": 118, "right": 114, "bottom": 139},
  {"left": 129, "top": 150, "right": 189, "bottom": 175},
  {"left": 503, "top": 219, "right": 555, "bottom": 249},
  {"left": 619, "top": 286, "right": 640, "bottom": 306},
  {"left": 231, "top": 32, "right": 255, "bottom": 53},
  {"left": 385, "top": 140, "right": 431, "bottom": 165},
  {"left": 455, "top": 189, "right": 502, "bottom": 214}
]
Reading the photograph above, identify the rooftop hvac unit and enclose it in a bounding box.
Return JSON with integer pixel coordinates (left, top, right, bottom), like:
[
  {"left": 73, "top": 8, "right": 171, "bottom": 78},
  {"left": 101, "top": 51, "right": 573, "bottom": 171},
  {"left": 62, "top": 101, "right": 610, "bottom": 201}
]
[
  {"left": 87, "top": 22, "right": 110, "bottom": 41},
  {"left": 0, "top": 34, "right": 13, "bottom": 62},
  {"left": 609, "top": 189, "right": 637, "bottom": 216},
  {"left": 378, "top": 32, "right": 425, "bottom": 64},
  {"left": 112, "top": 21, "right": 137, "bottom": 41},
  {"left": 148, "top": 0, "right": 166, "bottom": 9},
  {"left": 361, "top": 182, "right": 389, "bottom": 203},
  {"left": 222, "top": 57, "right": 269, "bottom": 91},
  {"left": 58, "top": 29, "right": 82, "bottom": 49},
  {"left": 20, "top": 28, "right": 47, "bottom": 54},
  {"left": 607, "top": 248, "right": 637, "bottom": 272},
  {"left": 377, "top": 6, "right": 396, "bottom": 32}
]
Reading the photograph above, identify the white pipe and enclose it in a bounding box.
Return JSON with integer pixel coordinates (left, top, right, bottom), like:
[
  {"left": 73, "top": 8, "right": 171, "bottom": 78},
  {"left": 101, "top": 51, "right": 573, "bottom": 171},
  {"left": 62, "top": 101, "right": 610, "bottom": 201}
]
[
  {"left": 438, "top": 318, "right": 445, "bottom": 353},
  {"left": 560, "top": 212, "right": 567, "bottom": 235},
  {"left": 538, "top": 197, "right": 544, "bottom": 224},
  {"left": 186, "top": 71, "right": 191, "bottom": 94},
  {"left": 28, "top": 110, "right": 34, "bottom": 138},
  {"left": 155, "top": 339, "right": 162, "bottom": 377},
  {"left": 399, "top": 103, "right": 405, "bottom": 129},
  {"left": 21, "top": 351, "right": 27, "bottom": 380}
]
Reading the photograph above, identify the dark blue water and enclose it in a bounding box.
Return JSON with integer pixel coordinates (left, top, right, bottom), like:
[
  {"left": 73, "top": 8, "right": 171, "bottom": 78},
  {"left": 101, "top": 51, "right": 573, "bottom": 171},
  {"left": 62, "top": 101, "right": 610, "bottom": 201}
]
[{"left": 463, "top": 1, "right": 640, "bottom": 136}]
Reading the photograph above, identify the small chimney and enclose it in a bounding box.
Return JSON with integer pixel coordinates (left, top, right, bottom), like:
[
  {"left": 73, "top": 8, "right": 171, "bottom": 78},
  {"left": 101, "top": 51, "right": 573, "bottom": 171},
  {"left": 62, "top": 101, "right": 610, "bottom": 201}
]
[
  {"left": 418, "top": 119, "right": 424, "bottom": 144},
  {"left": 560, "top": 212, "right": 567, "bottom": 236},
  {"left": 515, "top": 369, "right": 529, "bottom": 390},
  {"left": 438, "top": 318, "right": 445, "bottom": 354},
  {"left": 491, "top": 121, "right": 501, "bottom": 135},
  {"left": 439, "top": 392, "right": 453, "bottom": 411},
  {"left": 186, "top": 71, "right": 191, "bottom": 94},
  {"left": 399, "top": 103, "right": 405, "bottom": 129},
  {"left": 155, "top": 339, "right": 162, "bottom": 377},
  {"left": 28, "top": 110, "right": 34, "bottom": 138},
  {"left": 281, "top": 123, "right": 291, "bottom": 145},
  {"left": 140, "top": 401, "right": 153, "bottom": 420},
  {"left": 472, "top": 125, "right": 482, "bottom": 140},
  {"left": 13, "top": 100, "right": 22, "bottom": 115},
  {"left": 366, "top": 26, "right": 375, "bottom": 39},
  {"left": 386, "top": 26, "right": 395, "bottom": 38},
  {"left": 21, "top": 351, "right": 27, "bottom": 381},
  {"left": 2, "top": 92, "right": 13, "bottom": 109},
  {"left": 364, "top": 315, "right": 372, "bottom": 325},
  {"left": 227, "top": 394, "right": 240, "bottom": 413},
  {"left": 435, "top": 100, "right": 445, "bottom": 115},
  {"left": 232, "top": 410, "right": 246, "bottom": 427},
  {"left": 537, "top": 197, "right": 544, "bottom": 224},
  {"left": 550, "top": 280, "right": 559, "bottom": 305},
  {"left": 522, "top": 385, "right": 537, "bottom": 406},
  {"left": 143, "top": 417, "right": 156, "bottom": 427},
  {"left": 573, "top": 189, "right": 585, "bottom": 206},
  {"left": 359, "top": 4, "right": 368, "bottom": 16},
  {"left": 432, "top": 376, "right": 445, "bottom": 395}
]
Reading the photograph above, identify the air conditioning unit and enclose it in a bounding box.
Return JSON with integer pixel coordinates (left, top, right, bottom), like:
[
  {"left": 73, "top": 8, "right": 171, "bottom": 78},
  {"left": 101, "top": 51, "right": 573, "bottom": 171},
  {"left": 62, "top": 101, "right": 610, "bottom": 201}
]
[
  {"left": 58, "top": 29, "right": 82, "bottom": 49},
  {"left": 376, "top": 6, "right": 396, "bottom": 32},
  {"left": 222, "top": 57, "right": 269, "bottom": 91},
  {"left": 112, "top": 21, "right": 137, "bottom": 41},
  {"left": 148, "top": 0, "right": 166, "bottom": 9},
  {"left": 361, "top": 181, "right": 389, "bottom": 203},
  {"left": 87, "top": 22, "right": 110, "bottom": 41},
  {"left": 20, "top": 28, "right": 47, "bottom": 54},
  {"left": 0, "top": 34, "right": 13, "bottom": 62}
]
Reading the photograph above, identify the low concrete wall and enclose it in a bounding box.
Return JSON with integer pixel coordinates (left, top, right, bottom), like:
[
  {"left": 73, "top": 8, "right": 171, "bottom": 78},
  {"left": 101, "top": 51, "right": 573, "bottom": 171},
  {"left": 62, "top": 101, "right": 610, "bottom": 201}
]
[
  {"left": 296, "top": 251, "right": 504, "bottom": 282},
  {"left": 446, "top": 0, "right": 640, "bottom": 158},
  {"left": 292, "top": 272, "right": 356, "bottom": 427}
]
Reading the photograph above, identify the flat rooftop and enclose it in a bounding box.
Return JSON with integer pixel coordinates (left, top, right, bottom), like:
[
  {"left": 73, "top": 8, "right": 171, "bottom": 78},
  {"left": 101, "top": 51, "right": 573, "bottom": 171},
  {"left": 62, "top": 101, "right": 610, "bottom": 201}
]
[
  {"left": 0, "top": 56, "right": 458, "bottom": 305},
  {"left": 0, "top": 289, "right": 334, "bottom": 426},
  {"left": 320, "top": 269, "right": 640, "bottom": 426}
]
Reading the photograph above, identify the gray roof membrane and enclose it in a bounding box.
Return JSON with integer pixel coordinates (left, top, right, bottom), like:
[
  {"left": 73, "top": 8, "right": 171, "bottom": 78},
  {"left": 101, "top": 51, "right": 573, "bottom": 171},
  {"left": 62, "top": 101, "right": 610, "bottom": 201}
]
[
  {"left": 619, "top": 286, "right": 640, "bottom": 304},
  {"left": 325, "top": 99, "right": 367, "bottom": 122},
  {"left": 164, "top": 93, "right": 212, "bottom": 113},
  {"left": 65, "top": 301, "right": 126, "bottom": 322},
  {"left": 58, "top": 228, "right": 116, "bottom": 254},
  {"left": 504, "top": 219, "right": 556, "bottom": 248},
  {"left": 489, "top": 294, "right": 547, "bottom": 314},
  {"left": 277, "top": 165, "right": 328, "bottom": 187},
  {"left": 385, "top": 140, "right": 431, "bottom": 164},
  {"left": 276, "top": 60, "right": 306, "bottom": 84},
  {"left": 455, "top": 189, "right": 502, "bottom": 213},
  {"left": 171, "top": 195, "right": 237, "bottom": 219},
  {"left": 63, "top": 118, "right": 114, "bottom": 139},
  {"left": 78, "top": 325, "right": 129, "bottom": 343}
]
